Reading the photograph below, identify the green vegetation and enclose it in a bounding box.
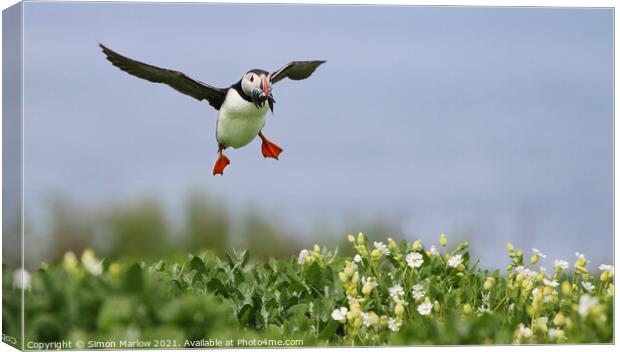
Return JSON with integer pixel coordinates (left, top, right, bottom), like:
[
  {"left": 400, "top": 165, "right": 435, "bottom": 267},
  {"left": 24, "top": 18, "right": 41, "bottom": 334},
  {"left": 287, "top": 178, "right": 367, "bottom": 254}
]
[{"left": 3, "top": 233, "right": 613, "bottom": 348}]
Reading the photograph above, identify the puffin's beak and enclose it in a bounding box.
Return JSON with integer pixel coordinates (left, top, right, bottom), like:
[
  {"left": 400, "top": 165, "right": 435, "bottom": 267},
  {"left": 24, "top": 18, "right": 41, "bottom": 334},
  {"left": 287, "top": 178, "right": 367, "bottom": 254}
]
[
  {"left": 262, "top": 77, "right": 275, "bottom": 112},
  {"left": 261, "top": 78, "right": 269, "bottom": 97}
]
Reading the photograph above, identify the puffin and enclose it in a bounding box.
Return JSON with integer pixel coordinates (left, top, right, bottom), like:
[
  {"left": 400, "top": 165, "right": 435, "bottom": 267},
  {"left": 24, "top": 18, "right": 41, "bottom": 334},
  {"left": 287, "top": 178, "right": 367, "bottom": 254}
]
[{"left": 99, "top": 43, "right": 325, "bottom": 175}]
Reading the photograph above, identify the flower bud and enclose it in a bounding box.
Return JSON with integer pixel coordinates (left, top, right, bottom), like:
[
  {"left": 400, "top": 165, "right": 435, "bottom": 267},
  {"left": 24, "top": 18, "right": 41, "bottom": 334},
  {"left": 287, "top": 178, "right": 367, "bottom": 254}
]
[
  {"left": 351, "top": 271, "right": 360, "bottom": 284},
  {"left": 530, "top": 254, "right": 539, "bottom": 265},
  {"left": 440, "top": 233, "right": 447, "bottom": 247},
  {"left": 463, "top": 303, "right": 472, "bottom": 314},
  {"left": 357, "top": 232, "right": 366, "bottom": 245},
  {"left": 347, "top": 234, "right": 355, "bottom": 243},
  {"left": 484, "top": 277, "right": 495, "bottom": 290},
  {"left": 394, "top": 303, "right": 405, "bottom": 316},
  {"left": 412, "top": 240, "right": 422, "bottom": 251},
  {"left": 601, "top": 271, "right": 609, "bottom": 282},
  {"left": 380, "top": 315, "right": 388, "bottom": 326},
  {"left": 63, "top": 252, "right": 78, "bottom": 273},
  {"left": 506, "top": 242, "right": 514, "bottom": 253},
  {"left": 553, "top": 312, "right": 565, "bottom": 326},
  {"left": 362, "top": 282, "right": 373, "bottom": 296},
  {"left": 371, "top": 248, "right": 383, "bottom": 260},
  {"left": 456, "top": 263, "right": 465, "bottom": 272},
  {"left": 344, "top": 263, "right": 355, "bottom": 278},
  {"left": 534, "top": 317, "right": 548, "bottom": 334},
  {"left": 368, "top": 311, "right": 379, "bottom": 326},
  {"left": 339, "top": 272, "right": 347, "bottom": 282},
  {"left": 433, "top": 301, "right": 441, "bottom": 312},
  {"left": 561, "top": 281, "right": 571, "bottom": 295},
  {"left": 387, "top": 238, "right": 398, "bottom": 252},
  {"left": 313, "top": 244, "right": 321, "bottom": 253},
  {"left": 109, "top": 263, "right": 121, "bottom": 276}
]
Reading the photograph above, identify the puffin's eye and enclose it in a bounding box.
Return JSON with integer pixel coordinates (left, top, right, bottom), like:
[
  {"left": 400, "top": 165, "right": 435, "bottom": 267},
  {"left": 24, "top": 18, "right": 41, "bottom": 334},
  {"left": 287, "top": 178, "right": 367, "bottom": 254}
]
[{"left": 249, "top": 75, "right": 254, "bottom": 82}]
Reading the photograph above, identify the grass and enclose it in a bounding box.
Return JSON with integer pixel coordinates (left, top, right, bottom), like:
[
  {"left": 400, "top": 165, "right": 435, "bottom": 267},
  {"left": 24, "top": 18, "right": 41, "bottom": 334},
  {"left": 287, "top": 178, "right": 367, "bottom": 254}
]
[{"left": 3, "top": 233, "right": 613, "bottom": 348}]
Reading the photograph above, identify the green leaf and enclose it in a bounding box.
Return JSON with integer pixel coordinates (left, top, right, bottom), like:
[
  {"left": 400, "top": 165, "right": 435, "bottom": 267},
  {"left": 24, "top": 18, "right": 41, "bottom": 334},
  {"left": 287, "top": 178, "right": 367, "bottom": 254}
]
[
  {"left": 304, "top": 262, "right": 323, "bottom": 291},
  {"left": 123, "top": 263, "right": 143, "bottom": 292},
  {"left": 206, "top": 278, "right": 229, "bottom": 298},
  {"left": 318, "top": 319, "right": 340, "bottom": 340},
  {"left": 237, "top": 304, "right": 253, "bottom": 326},
  {"left": 189, "top": 256, "right": 206, "bottom": 275}
]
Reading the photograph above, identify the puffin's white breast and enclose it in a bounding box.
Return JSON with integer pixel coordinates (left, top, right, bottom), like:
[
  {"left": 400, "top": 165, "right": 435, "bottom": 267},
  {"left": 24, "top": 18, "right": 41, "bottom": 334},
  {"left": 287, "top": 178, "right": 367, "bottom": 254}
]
[{"left": 216, "top": 88, "right": 269, "bottom": 149}]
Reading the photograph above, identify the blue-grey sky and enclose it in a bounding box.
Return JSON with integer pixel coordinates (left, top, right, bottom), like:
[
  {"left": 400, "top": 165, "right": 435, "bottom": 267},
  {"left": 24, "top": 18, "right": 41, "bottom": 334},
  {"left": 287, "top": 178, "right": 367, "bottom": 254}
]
[{"left": 22, "top": 3, "right": 613, "bottom": 267}]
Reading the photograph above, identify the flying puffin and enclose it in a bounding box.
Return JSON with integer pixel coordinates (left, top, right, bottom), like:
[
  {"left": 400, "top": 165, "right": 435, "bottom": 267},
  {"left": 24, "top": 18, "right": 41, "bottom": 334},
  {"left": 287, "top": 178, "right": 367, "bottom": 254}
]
[{"left": 99, "top": 43, "right": 325, "bottom": 175}]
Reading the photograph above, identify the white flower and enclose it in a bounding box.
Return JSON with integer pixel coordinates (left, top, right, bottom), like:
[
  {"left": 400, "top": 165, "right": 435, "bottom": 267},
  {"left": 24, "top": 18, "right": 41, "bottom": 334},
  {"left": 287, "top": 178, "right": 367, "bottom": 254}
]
[
  {"left": 298, "top": 249, "right": 310, "bottom": 264},
  {"left": 517, "top": 323, "right": 532, "bottom": 338},
  {"left": 362, "top": 276, "right": 377, "bottom": 289},
  {"left": 599, "top": 264, "right": 614, "bottom": 276},
  {"left": 405, "top": 252, "right": 424, "bottom": 268},
  {"left": 81, "top": 249, "right": 103, "bottom": 276},
  {"left": 543, "top": 278, "right": 559, "bottom": 288},
  {"left": 548, "top": 328, "right": 565, "bottom": 341},
  {"left": 12, "top": 268, "right": 32, "bottom": 290},
  {"left": 477, "top": 305, "right": 491, "bottom": 314},
  {"left": 575, "top": 252, "right": 586, "bottom": 260},
  {"left": 581, "top": 281, "right": 594, "bottom": 292},
  {"left": 554, "top": 260, "right": 569, "bottom": 270},
  {"left": 387, "top": 317, "right": 402, "bottom": 332},
  {"left": 428, "top": 245, "right": 438, "bottom": 256},
  {"left": 331, "top": 307, "right": 348, "bottom": 322},
  {"left": 373, "top": 241, "right": 389, "bottom": 255},
  {"left": 417, "top": 301, "right": 433, "bottom": 316},
  {"left": 578, "top": 294, "right": 599, "bottom": 317},
  {"left": 447, "top": 254, "right": 463, "bottom": 268},
  {"left": 362, "top": 312, "right": 370, "bottom": 327},
  {"left": 531, "top": 287, "right": 540, "bottom": 300},
  {"left": 389, "top": 284, "right": 405, "bottom": 303},
  {"left": 514, "top": 266, "right": 537, "bottom": 279},
  {"left": 532, "top": 248, "right": 547, "bottom": 258},
  {"left": 411, "top": 284, "right": 425, "bottom": 300},
  {"left": 353, "top": 254, "right": 362, "bottom": 263}
]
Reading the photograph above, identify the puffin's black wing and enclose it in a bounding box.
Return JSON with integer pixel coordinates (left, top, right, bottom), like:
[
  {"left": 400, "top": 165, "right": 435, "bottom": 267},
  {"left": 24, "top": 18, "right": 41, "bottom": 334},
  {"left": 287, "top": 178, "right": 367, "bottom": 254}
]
[
  {"left": 99, "top": 43, "right": 227, "bottom": 110},
  {"left": 269, "top": 60, "right": 326, "bottom": 84}
]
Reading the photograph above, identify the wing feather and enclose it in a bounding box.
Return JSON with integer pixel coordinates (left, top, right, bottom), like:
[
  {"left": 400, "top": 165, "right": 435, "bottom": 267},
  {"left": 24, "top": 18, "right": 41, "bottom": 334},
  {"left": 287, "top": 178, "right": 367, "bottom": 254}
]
[
  {"left": 269, "top": 60, "right": 326, "bottom": 84},
  {"left": 99, "top": 43, "right": 226, "bottom": 110}
]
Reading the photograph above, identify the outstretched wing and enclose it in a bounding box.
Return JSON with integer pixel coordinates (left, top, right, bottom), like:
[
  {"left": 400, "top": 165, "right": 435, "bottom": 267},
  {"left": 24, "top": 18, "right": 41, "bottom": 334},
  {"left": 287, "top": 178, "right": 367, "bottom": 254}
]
[
  {"left": 269, "top": 60, "right": 326, "bottom": 84},
  {"left": 99, "top": 43, "right": 227, "bottom": 110}
]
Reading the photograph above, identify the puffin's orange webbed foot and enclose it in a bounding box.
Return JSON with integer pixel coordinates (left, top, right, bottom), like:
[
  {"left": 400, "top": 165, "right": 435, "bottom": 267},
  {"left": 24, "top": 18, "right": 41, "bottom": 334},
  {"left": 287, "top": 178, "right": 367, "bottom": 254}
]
[
  {"left": 213, "top": 146, "right": 230, "bottom": 175},
  {"left": 259, "top": 131, "right": 283, "bottom": 160}
]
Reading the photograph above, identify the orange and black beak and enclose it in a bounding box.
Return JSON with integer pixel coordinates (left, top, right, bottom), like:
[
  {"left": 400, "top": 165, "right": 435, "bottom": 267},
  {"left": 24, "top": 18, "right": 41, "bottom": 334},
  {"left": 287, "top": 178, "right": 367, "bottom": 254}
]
[
  {"left": 260, "top": 78, "right": 269, "bottom": 98},
  {"left": 262, "top": 77, "right": 275, "bottom": 112}
]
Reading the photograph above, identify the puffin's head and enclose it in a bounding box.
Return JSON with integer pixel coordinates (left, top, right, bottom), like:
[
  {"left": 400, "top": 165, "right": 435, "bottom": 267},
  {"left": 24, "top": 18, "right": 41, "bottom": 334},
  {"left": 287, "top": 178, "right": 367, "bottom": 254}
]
[{"left": 241, "top": 69, "right": 275, "bottom": 111}]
